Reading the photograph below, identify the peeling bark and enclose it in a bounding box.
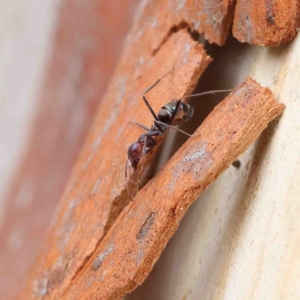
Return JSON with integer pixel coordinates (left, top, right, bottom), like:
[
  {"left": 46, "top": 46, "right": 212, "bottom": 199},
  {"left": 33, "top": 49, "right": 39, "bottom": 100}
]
[
  {"left": 233, "top": 0, "right": 300, "bottom": 46},
  {"left": 20, "top": 24, "right": 211, "bottom": 300}
]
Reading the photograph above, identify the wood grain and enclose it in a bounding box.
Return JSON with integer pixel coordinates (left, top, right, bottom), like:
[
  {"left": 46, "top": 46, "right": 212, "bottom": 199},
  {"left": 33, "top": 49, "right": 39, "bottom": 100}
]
[
  {"left": 233, "top": 0, "right": 300, "bottom": 46},
  {"left": 0, "top": 1, "right": 138, "bottom": 299},
  {"left": 127, "top": 33, "right": 300, "bottom": 300},
  {"left": 20, "top": 28, "right": 212, "bottom": 300},
  {"left": 20, "top": 0, "right": 235, "bottom": 298},
  {"left": 126, "top": 0, "right": 235, "bottom": 53},
  {"left": 17, "top": 1, "right": 294, "bottom": 299},
  {"left": 61, "top": 78, "right": 285, "bottom": 300}
]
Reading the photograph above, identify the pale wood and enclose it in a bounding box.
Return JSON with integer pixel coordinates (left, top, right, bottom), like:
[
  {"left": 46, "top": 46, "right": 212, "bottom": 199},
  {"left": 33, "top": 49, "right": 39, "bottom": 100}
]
[{"left": 128, "top": 35, "right": 300, "bottom": 300}]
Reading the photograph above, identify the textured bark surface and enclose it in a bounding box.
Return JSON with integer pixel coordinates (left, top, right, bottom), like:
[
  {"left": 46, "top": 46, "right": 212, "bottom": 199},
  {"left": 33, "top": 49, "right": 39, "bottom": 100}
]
[
  {"left": 60, "top": 78, "right": 284, "bottom": 300},
  {"left": 20, "top": 24, "right": 212, "bottom": 300},
  {"left": 233, "top": 0, "right": 300, "bottom": 46},
  {"left": 4, "top": 0, "right": 297, "bottom": 299},
  {"left": 131, "top": 0, "right": 236, "bottom": 47},
  {"left": 127, "top": 34, "right": 300, "bottom": 300},
  {"left": 0, "top": 1, "right": 138, "bottom": 300},
  {"left": 9, "top": 0, "right": 239, "bottom": 299}
]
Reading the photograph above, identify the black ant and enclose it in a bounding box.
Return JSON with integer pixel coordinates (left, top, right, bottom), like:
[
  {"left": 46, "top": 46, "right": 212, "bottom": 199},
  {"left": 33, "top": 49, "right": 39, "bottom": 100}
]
[{"left": 125, "top": 73, "right": 232, "bottom": 197}]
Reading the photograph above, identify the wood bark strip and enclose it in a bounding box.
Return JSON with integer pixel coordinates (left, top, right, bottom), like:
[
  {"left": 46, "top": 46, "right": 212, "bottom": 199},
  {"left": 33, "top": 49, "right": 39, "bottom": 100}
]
[
  {"left": 62, "top": 78, "right": 285, "bottom": 300},
  {"left": 0, "top": 2, "right": 138, "bottom": 299},
  {"left": 20, "top": 28, "right": 212, "bottom": 300},
  {"left": 127, "top": 0, "right": 235, "bottom": 53},
  {"left": 21, "top": 0, "right": 225, "bottom": 297},
  {"left": 233, "top": 0, "right": 300, "bottom": 46}
]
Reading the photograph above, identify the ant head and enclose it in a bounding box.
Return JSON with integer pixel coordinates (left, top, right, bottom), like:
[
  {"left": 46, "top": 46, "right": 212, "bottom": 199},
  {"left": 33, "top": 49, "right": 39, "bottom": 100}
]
[
  {"left": 158, "top": 108, "right": 172, "bottom": 123},
  {"left": 127, "top": 142, "right": 143, "bottom": 169}
]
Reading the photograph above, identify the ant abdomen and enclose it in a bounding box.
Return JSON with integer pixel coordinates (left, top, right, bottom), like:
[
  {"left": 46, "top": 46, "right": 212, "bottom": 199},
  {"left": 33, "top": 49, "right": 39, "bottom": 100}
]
[{"left": 127, "top": 142, "right": 143, "bottom": 169}]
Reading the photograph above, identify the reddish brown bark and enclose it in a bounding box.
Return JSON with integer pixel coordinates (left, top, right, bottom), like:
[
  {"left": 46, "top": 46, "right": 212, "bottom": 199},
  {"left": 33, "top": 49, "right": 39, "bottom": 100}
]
[
  {"left": 61, "top": 78, "right": 285, "bottom": 300},
  {"left": 18, "top": 0, "right": 241, "bottom": 297},
  {"left": 233, "top": 0, "right": 300, "bottom": 46},
  {"left": 0, "top": 1, "right": 137, "bottom": 299},
  {"left": 4, "top": 0, "right": 291, "bottom": 299},
  {"left": 19, "top": 27, "right": 212, "bottom": 300}
]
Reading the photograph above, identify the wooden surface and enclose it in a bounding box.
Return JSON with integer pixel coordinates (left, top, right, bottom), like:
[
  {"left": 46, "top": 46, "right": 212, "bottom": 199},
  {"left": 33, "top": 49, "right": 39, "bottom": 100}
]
[
  {"left": 20, "top": 22, "right": 212, "bottom": 300},
  {"left": 133, "top": 0, "right": 236, "bottom": 47},
  {"left": 0, "top": 1, "right": 138, "bottom": 299},
  {"left": 128, "top": 34, "right": 300, "bottom": 300},
  {"left": 60, "top": 78, "right": 284, "bottom": 300},
  {"left": 2, "top": 0, "right": 299, "bottom": 299},
  {"left": 20, "top": 1, "right": 242, "bottom": 298},
  {"left": 233, "top": 0, "right": 300, "bottom": 45}
]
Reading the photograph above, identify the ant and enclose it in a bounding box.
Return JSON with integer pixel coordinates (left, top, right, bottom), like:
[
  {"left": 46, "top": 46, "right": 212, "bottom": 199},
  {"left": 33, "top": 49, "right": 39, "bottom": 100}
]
[{"left": 125, "top": 72, "right": 232, "bottom": 198}]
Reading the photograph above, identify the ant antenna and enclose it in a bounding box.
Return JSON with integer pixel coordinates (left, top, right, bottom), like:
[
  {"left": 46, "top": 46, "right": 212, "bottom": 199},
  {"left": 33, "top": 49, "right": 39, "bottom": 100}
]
[
  {"left": 131, "top": 121, "right": 192, "bottom": 137},
  {"left": 154, "top": 121, "right": 192, "bottom": 137},
  {"left": 179, "top": 89, "right": 232, "bottom": 101}
]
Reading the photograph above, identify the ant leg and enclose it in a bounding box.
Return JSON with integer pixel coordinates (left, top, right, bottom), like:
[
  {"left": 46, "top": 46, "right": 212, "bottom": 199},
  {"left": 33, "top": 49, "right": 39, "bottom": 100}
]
[
  {"left": 131, "top": 122, "right": 151, "bottom": 131},
  {"left": 132, "top": 122, "right": 164, "bottom": 137},
  {"left": 134, "top": 130, "right": 160, "bottom": 193},
  {"left": 143, "top": 85, "right": 161, "bottom": 121},
  {"left": 138, "top": 130, "right": 160, "bottom": 156},
  {"left": 178, "top": 89, "right": 233, "bottom": 101},
  {"left": 140, "top": 130, "right": 161, "bottom": 138},
  {"left": 143, "top": 71, "right": 172, "bottom": 100},
  {"left": 143, "top": 73, "right": 172, "bottom": 132},
  {"left": 154, "top": 120, "right": 192, "bottom": 137},
  {"left": 145, "top": 136, "right": 158, "bottom": 153}
]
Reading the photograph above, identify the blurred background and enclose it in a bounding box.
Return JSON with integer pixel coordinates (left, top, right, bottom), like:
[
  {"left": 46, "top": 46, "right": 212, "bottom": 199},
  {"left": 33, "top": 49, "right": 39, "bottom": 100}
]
[
  {"left": 0, "top": 1, "right": 137, "bottom": 298},
  {"left": 0, "top": 0, "right": 59, "bottom": 227}
]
